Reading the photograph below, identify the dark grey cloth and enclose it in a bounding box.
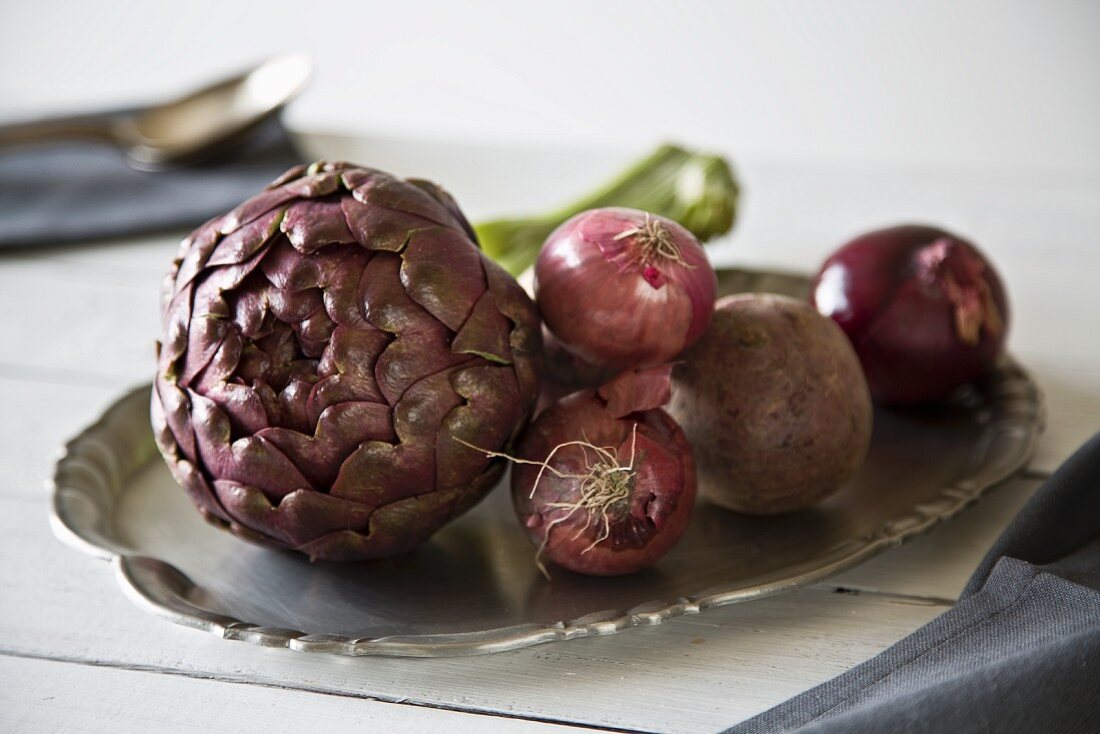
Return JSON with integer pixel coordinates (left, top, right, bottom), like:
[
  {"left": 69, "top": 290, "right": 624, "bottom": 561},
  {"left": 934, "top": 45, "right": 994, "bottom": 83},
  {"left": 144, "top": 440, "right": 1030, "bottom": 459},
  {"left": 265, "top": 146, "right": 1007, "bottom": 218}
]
[
  {"left": 726, "top": 432, "right": 1100, "bottom": 734},
  {"left": 0, "top": 116, "right": 301, "bottom": 249}
]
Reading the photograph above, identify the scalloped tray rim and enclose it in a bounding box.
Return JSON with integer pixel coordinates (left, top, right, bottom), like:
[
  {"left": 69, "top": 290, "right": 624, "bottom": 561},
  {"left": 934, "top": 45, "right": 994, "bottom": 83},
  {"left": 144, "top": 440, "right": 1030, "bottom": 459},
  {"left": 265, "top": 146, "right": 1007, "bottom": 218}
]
[{"left": 49, "top": 359, "right": 1043, "bottom": 657}]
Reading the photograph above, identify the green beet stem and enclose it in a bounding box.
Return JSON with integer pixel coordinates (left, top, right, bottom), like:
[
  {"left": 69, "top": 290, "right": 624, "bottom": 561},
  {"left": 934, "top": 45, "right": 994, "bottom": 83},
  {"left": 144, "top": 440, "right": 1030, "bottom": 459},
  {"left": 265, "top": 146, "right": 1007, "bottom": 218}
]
[{"left": 474, "top": 144, "right": 740, "bottom": 275}]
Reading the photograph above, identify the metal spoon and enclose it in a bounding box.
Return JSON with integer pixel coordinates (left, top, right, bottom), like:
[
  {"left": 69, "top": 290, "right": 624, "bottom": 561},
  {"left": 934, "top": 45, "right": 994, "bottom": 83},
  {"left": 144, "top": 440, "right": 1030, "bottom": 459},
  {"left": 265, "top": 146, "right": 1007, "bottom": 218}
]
[{"left": 0, "top": 53, "right": 311, "bottom": 169}]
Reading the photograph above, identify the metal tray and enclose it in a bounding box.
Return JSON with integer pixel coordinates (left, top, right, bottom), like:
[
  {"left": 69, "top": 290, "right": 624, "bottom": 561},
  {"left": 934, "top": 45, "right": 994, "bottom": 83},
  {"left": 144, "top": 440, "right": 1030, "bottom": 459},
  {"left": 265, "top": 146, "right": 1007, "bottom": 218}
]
[{"left": 50, "top": 269, "right": 1043, "bottom": 657}]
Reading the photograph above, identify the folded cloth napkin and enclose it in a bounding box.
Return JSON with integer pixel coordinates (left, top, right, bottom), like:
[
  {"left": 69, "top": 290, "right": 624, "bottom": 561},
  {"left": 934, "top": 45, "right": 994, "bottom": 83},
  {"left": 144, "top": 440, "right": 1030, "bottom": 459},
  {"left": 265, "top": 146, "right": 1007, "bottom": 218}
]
[
  {"left": 726, "top": 432, "right": 1100, "bottom": 734},
  {"left": 0, "top": 115, "right": 302, "bottom": 249}
]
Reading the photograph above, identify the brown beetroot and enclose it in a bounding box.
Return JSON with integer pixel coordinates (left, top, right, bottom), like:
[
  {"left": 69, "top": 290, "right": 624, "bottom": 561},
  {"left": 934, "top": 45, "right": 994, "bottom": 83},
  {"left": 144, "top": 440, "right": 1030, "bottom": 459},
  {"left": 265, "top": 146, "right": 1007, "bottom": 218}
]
[{"left": 668, "top": 294, "right": 872, "bottom": 514}]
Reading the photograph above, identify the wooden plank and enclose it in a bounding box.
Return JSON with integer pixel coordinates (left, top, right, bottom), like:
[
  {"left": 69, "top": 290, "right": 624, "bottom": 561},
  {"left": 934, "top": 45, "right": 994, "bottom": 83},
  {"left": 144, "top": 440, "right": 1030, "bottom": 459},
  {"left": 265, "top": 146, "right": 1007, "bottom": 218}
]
[
  {"left": 18, "top": 235, "right": 189, "bottom": 281},
  {"left": 298, "top": 133, "right": 1100, "bottom": 260},
  {"left": 1025, "top": 359, "right": 1100, "bottom": 474},
  {"left": 824, "top": 476, "right": 1040, "bottom": 600},
  {"left": 0, "top": 378, "right": 118, "bottom": 500},
  {"left": 0, "top": 495, "right": 943, "bottom": 734},
  {"left": 0, "top": 255, "right": 161, "bottom": 385},
  {"left": 2, "top": 234, "right": 181, "bottom": 282},
  {"left": 0, "top": 655, "right": 593, "bottom": 734}
]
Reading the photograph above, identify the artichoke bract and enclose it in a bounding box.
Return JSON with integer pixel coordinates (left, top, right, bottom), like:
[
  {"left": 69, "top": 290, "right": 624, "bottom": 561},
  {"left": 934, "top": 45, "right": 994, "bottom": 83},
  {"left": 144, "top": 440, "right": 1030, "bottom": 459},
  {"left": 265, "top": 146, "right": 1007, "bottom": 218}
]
[{"left": 153, "top": 161, "right": 540, "bottom": 561}]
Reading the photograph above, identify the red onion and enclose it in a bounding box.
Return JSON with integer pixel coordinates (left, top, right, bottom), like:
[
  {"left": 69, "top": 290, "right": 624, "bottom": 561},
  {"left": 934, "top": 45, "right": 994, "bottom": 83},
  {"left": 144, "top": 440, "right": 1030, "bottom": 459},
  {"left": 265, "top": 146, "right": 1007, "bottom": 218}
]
[
  {"left": 810, "top": 225, "right": 1009, "bottom": 404},
  {"left": 535, "top": 207, "right": 717, "bottom": 369},
  {"left": 535, "top": 325, "right": 618, "bottom": 414},
  {"left": 510, "top": 367, "right": 695, "bottom": 576}
]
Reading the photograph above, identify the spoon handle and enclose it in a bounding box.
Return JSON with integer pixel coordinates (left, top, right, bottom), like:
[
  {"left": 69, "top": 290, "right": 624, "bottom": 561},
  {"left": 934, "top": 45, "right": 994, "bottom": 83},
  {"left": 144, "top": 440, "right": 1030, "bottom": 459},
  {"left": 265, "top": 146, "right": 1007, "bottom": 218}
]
[{"left": 0, "top": 113, "right": 119, "bottom": 150}]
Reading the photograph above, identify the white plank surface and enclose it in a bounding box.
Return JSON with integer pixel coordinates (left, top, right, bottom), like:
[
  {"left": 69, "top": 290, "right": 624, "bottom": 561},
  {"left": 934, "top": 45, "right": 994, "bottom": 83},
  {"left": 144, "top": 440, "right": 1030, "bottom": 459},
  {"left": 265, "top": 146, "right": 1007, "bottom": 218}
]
[
  {"left": 0, "top": 132, "right": 1097, "bottom": 732},
  {"left": 827, "top": 476, "right": 1040, "bottom": 600},
  {"left": 0, "top": 378, "right": 118, "bottom": 500},
  {"left": 1023, "top": 360, "right": 1100, "bottom": 474},
  {"left": 0, "top": 656, "right": 590, "bottom": 734}
]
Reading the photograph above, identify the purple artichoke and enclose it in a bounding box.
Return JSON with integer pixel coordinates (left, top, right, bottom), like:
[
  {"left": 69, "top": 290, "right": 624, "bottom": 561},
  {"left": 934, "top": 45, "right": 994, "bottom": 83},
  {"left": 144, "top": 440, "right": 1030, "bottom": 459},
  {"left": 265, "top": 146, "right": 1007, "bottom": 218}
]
[{"left": 152, "top": 161, "right": 540, "bottom": 561}]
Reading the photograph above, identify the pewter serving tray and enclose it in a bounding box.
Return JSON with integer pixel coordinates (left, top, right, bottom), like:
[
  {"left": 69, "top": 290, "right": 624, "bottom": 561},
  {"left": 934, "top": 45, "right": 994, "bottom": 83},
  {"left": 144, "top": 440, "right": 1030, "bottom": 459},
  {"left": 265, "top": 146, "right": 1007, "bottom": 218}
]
[{"left": 50, "top": 269, "right": 1042, "bottom": 657}]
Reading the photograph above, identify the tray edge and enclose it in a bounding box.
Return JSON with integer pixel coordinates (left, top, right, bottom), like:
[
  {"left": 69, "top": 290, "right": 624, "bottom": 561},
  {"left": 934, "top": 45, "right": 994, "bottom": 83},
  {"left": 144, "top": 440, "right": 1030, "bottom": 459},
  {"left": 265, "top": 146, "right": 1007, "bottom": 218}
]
[{"left": 49, "top": 363, "right": 1043, "bottom": 658}]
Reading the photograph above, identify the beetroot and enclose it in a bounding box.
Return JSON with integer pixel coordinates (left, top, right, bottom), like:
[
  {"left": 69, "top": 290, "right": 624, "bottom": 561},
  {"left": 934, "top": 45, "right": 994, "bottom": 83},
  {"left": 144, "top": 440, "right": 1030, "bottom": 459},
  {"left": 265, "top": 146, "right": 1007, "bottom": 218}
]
[{"left": 669, "top": 294, "right": 872, "bottom": 515}]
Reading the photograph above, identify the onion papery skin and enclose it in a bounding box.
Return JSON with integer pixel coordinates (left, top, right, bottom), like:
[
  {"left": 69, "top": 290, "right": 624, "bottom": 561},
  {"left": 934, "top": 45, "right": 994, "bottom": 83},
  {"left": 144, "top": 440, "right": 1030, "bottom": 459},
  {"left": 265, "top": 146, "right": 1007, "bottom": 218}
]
[
  {"left": 535, "top": 325, "right": 618, "bottom": 414},
  {"left": 811, "top": 225, "right": 1009, "bottom": 404},
  {"left": 511, "top": 390, "right": 696, "bottom": 576},
  {"left": 535, "top": 207, "right": 717, "bottom": 370}
]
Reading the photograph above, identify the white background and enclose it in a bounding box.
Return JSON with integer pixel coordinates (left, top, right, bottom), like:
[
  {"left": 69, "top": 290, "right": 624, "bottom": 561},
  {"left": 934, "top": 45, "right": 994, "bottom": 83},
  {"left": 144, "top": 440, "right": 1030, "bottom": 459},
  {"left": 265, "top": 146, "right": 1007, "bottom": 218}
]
[{"left": 2, "top": 0, "right": 1098, "bottom": 177}]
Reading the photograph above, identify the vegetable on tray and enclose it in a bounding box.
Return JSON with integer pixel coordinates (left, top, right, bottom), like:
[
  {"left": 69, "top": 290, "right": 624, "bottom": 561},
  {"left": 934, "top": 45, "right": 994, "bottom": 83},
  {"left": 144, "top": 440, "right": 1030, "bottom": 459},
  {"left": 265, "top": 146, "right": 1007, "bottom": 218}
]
[
  {"left": 152, "top": 161, "right": 541, "bottom": 561},
  {"left": 507, "top": 367, "right": 696, "bottom": 576},
  {"left": 535, "top": 207, "right": 717, "bottom": 369},
  {"left": 475, "top": 144, "right": 740, "bottom": 276},
  {"left": 810, "top": 225, "right": 1009, "bottom": 404},
  {"left": 148, "top": 136, "right": 1005, "bottom": 583},
  {"left": 668, "top": 294, "right": 873, "bottom": 515}
]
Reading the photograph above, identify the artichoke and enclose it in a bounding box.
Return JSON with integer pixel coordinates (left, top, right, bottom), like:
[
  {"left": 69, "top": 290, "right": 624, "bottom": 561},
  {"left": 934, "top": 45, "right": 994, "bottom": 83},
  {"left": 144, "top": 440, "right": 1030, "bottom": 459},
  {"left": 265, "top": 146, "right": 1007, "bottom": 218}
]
[{"left": 153, "top": 161, "right": 540, "bottom": 561}]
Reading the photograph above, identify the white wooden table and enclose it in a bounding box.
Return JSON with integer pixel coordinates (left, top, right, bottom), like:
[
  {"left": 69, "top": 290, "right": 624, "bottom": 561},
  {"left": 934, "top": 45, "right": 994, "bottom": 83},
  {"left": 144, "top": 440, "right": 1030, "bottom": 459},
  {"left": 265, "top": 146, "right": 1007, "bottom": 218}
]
[{"left": 1, "top": 131, "right": 1097, "bottom": 733}]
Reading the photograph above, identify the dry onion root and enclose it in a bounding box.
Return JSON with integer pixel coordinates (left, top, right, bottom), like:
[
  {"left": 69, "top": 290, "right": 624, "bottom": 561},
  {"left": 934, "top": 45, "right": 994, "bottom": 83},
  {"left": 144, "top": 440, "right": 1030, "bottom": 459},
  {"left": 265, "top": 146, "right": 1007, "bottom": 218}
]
[
  {"left": 460, "top": 430, "right": 642, "bottom": 578},
  {"left": 496, "top": 368, "right": 696, "bottom": 577}
]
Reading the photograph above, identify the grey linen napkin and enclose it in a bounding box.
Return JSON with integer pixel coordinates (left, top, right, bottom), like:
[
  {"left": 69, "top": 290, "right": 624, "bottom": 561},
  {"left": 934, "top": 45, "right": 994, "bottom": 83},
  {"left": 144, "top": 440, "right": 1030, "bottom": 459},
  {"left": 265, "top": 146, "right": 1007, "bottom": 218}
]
[
  {"left": 0, "top": 116, "right": 301, "bottom": 249},
  {"left": 725, "top": 432, "right": 1100, "bottom": 734}
]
